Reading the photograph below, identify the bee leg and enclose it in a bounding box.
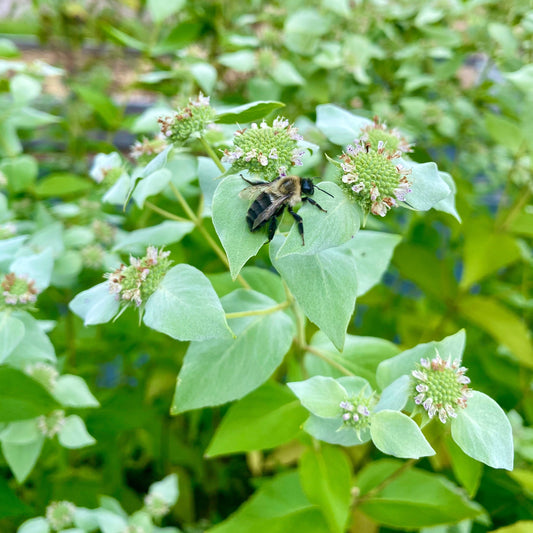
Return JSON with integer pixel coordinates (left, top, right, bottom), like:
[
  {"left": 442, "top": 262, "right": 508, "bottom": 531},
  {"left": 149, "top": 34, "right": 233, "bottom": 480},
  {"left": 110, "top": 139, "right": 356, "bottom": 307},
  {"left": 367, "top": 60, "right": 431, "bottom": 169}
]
[
  {"left": 303, "top": 196, "right": 327, "bottom": 213},
  {"left": 267, "top": 216, "right": 278, "bottom": 241},
  {"left": 287, "top": 205, "right": 305, "bottom": 245},
  {"left": 241, "top": 174, "right": 269, "bottom": 186}
]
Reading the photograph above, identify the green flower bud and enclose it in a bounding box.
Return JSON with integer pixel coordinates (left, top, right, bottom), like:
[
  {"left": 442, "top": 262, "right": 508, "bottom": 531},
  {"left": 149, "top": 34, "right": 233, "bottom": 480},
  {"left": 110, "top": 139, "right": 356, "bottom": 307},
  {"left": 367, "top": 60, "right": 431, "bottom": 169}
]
[
  {"left": 338, "top": 140, "right": 411, "bottom": 217},
  {"left": 411, "top": 351, "right": 473, "bottom": 424},
  {"left": 222, "top": 116, "right": 305, "bottom": 180},
  {"left": 144, "top": 493, "right": 170, "bottom": 518},
  {"left": 105, "top": 246, "right": 172, "bottom": 308},
  {"left": 37, "top": 410, "right": 66, "bottom": 438},
  {"left": 45, "top": 501, "right": 76, "bottom": 531},
  {"left": 130, "top": 133, "right": 168, "bottom": 165},
  {"left": 1, "top": 272, "right": 39, "bottom": 309},
  {"left": 158, "top": 93, "right": 216, "bottom": 144},
  {"left": 26, "top": 362, "right": 59, "bottom": 392}
]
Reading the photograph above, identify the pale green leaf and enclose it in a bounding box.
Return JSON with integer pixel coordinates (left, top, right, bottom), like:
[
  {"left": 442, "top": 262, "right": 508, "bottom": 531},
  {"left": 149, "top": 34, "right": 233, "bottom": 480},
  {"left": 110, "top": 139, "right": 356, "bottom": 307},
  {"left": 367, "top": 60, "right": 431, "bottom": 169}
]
[
  {"left": 58, "top": 415, "right": 96, "bottom": 449},
  {"left": 0, "top": 312, "right": 25, "bottom": 363},
  {"left": 52, "top": 375, "right": 100, "bottom": 408},
  {"left": 69, "top": 282, "right": 120, "bottom": 326},
  {"left": 288, "top": 376, "right": 347, "bottom": 418},
  {"left": 315, "top": 104, "right": 372, "bottom": 146},
  {"left": 216, "top": 101, "right": 285, "bottom": 124}
]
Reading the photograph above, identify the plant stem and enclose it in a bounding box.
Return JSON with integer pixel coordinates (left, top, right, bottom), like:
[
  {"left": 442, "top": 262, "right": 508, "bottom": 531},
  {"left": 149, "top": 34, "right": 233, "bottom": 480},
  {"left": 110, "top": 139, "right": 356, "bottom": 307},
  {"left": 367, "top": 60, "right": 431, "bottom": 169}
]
[
  {"left": 200, "top": 136, "right": 226, "bottom": 173},
  {"left": 169, "top": 182, "right": 251, "bottom": 289},
  {"left": 355, "top": 459, "right": 418, "bottom": 505},
  {"left": 302, "top": 344, "right": 356, "bottom": 377},
  {"left": 145, "top": 201, "right": 189, "bottom": 222},
  {"left": 225, "top": 300, "right": 291, "bottom": 319}
]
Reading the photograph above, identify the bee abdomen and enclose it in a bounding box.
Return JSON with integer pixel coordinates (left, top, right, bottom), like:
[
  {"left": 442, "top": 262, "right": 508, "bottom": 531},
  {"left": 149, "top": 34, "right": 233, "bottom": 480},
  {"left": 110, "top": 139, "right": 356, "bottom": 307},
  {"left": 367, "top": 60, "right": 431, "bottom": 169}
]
[{"left": 247, "top": 193, "right": 273, "bottom": 231}]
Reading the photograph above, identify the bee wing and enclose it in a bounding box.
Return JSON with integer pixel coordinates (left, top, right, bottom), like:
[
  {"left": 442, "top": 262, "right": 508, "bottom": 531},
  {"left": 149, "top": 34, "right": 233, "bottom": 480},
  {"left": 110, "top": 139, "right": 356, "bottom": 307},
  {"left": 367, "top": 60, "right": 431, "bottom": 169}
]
[
  {"left": 239, "top": 183, "right": 271, "bottom": 200},
  {"left": 251, "top": 194, "right": 291, "bottom": 230}
]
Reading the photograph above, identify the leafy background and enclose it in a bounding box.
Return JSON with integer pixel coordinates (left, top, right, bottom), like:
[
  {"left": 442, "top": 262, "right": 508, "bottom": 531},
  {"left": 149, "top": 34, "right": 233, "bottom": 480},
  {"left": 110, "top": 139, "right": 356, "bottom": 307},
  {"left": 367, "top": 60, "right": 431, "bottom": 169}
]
[{"left": 0, "top": 0, "right": 532, "bottom": 532}]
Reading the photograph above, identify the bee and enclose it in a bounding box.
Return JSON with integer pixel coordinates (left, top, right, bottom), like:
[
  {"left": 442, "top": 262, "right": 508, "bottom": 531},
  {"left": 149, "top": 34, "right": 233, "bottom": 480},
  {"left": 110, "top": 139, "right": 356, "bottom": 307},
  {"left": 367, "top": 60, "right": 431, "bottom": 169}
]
[{"left": 240, "top": 174, "right": 333, "bottom": 245}]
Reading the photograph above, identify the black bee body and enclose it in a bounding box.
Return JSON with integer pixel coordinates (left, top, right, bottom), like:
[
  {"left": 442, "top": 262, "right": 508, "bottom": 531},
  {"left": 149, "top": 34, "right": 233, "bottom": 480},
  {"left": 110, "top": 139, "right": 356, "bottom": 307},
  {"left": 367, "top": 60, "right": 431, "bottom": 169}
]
[{"left": 240, "top": 175, "right": 332, "bottom": 245}]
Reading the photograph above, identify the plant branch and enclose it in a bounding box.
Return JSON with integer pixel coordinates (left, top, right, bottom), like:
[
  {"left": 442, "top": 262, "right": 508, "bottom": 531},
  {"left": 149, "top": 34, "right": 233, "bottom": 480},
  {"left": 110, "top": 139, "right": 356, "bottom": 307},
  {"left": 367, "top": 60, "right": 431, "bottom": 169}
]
[
  {"left": 200, "top": 135, "right": 226, "bottom": 173},
  {"left": 302, "top": 344, "right": 355, "bottom": 377},
  {"left": 225, "top": 300, "right": 291, "bottom": 319},
  {"left": 145, "top": 201, "right": 189, "bottom": 222}
]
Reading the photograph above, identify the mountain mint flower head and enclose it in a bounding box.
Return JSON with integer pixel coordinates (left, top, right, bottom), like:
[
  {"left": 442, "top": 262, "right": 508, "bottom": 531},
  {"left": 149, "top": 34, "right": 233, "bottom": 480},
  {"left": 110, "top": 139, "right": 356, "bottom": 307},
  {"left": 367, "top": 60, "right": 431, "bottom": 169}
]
[
  {"left": 339, "top": 392, "right": 373, "bottom": 437},
  {"left": 26, "top": 362, "right": 59, "bottom": 392},
  {"left": 360, "top": 116, "right": 413, "bottom": 155},
  {"left": 158, "top": 93, "right": 216, "bottom": 144},
  {"left": 411, "top": 350, "right": 473, "bottom": 424},
  {"left": 130, "top": 133, "right": 168, "bottom": 164},
  {"left": 81, "top": 243, "right": 105, "bottom": 269},
  {"left": 46, "top": 501, "right": 76, "bottom": 531},
  {"left": 1, "top": 272, "right": 39, "bottom": 308},
  {"left": 92, "top": 219, "right": 116, "bottom": 245},
  {"left": 222, "top": 116, "right": 305, "bottom": 180},
  {"left": 105, "top": 246, "right": 171, "bottom": 308},
  {"left": 37, "top": 410, "right": 66, "bottom": 438},
  {"left": 338, "top": 139, "right": 411, "bottom": 217},
  {"left": 144, "top": 493, "right": 170, "bottom": 518}
]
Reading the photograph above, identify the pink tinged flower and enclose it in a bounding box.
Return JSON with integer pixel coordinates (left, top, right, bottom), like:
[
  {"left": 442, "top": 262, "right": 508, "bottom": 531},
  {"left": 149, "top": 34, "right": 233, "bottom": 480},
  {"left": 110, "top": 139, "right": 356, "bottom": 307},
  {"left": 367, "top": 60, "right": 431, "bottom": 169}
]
[
  {"left": 416, "top": 384, "right": 428, "bottom": 393},
  {"left": 371, "top": 200, "right": 388, "bottom": 217},
  {"left": 428, "top": 404, "right": 437, "bottom": 419},
  {"left": 352, "top": 414, "right": 360, "bottom": 422},
  {"left": 423, "top": 397, "right": 433, "bottom": 412},
  {"left": 351, "top": 183, "right": 365, "bottom": 193},
  {"left": 273, "top": 117, "right": 289, "bottom": 129},
  {"left": 457, "top": 375, "right": 471, "bottom": 384},
  {"left": 278, "top": 166, "right": 288, "bottom": 177},
  {"left": 446, "top": 404, "right": 457, "bottom": 418},
  {"left": 269, "top": 148, "right": 278, "bottom": 159},
  {"left": 251, "top": 123, "right": 258, "bottom": 129},
  {"left": 412, "top": 369, "right": 427, "bottom": 381},
  {"left": 439, "top": 408, "right": 448, "bottom": 423},
  {"left": 377, "top": 140, "right": 385, "bottom": 153},
  {"left": 342, "top": 174, "right": 356, "bottom": 184},
  {"left": 245, "top": 149, "right": 257, "bottom": 162},
  {"left": 287, "top": 125, "right": 303, "bottom": 141},
  {"left": 4, "top": 294, "right": 17, "bottom": 304},
  {"left": 358, "top": 405, "right": 370, "bottom": 416},
  {"left": 346, "top": 144, "right": 357, "bottom": 155},
  {"left": 420, "top": 358, "right": 430, "bottom": 368},
  {"left": 258, "top": 153, "right": 269, "bottom": 166},
  {"left": 414, "top": 393, "right": 426, "bottom": 405},
  {"left": 370, "top": 185, "right": 380, "bottom": 201},
  {"left": 260, "top": 120, "right": 268, "bottom": 129},
  {"left": 342, "top": 413, "right": 351, "bottom": 421}
]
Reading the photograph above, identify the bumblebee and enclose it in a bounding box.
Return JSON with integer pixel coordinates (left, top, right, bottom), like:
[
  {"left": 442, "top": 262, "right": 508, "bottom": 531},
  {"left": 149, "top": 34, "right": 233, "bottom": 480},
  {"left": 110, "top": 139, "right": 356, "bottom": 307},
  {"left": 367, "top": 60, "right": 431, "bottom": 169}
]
[{"left": 240, "top": 174, "right": 333, "bottom": 245}]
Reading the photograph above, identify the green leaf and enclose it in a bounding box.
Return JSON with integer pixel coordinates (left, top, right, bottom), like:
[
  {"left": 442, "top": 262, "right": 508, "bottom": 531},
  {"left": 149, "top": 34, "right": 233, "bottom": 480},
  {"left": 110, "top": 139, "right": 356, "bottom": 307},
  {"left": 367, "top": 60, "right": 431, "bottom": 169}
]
[
  {"left": 147, "top": 0, "right": 185, "bottom": 23},
  {"left": 460, "top": 226, "right": 522, "bottom": 289},
  {"left": 376, "top": 329, "right": 466, "bottom": 389},
  {"left": 69, "top": 282, "right": 120, "bottom": 326},
  {"left": 58, "top": 415, "right": 96, "bottom": 449},
  {"left": 299, "top": 445, "right": 351, "bottom": 533},
  {"left": 457, "top": 295, "right": 533, "bottom": 369},
  {"left": 10, "top": 73, "right": 41, "bottom": 103},
  {"left": 288, "top": 376, "right": 347, "bottom": 418},
  {"left": 217, "top": 50, "right": 257, "bottom": 73},
  {"left": 343, "top": 230, "right": 401, "bottom": 296},
  {"left": 10, "top": 247, "right": 55, "bottom": 291},
  {"left": 6, "top": 312, "right": 56, "bottom": 365},
  {"left": 34, "top": 173, "right": 93, "bottom": 198},
  {"left": 402, "top": 161, "right": 452, "bottom": 211},
  {"left": 304, "top": 414, "right": 370, "bottom": 446},
  {"left": 433, "top": 171, "right": 461, "bottom": 222},
  {"left": 0, "top": 155, "right": 37, "bottom": 193},
  {"left": 52, "top": 375, "right": 100, "bottom": 408},
  {"left": 171, "top": 290, "right": 293, "bottom": 413},
  {"left": 212, "top": 174, "right": 268, "bottom": 279},
  {"left": 271, "top": 237, "right": 357, "bottom": 350},
  {"left": 271, "top": 60, "right": 304, "bottom": 86},
  {"left": 2, "top": 435, "right": 44, "bottom": 483},
  {"left": 14, "top": 107, "right": 60, "bottom": 128},
  {"left": 370, "top": 410, "right": 435, "bottom": 458},
  {"left": 445, "top": 435, "right": 483, "bottom": 497},
  {"left": 73, "top": 85, "right": 122, "bottom": 128},
  {"left": 485, "top": 114, "right": 524, "bottom": 154},
  {"left": 275, "top": 182, "right": 360, "bottom": 258},
  {"left": 143, "top": 264, "right": 232, "bottom": 341},
  {"left": 0, "top": 475, "right": 31, "bottom": 518},
  {"left": 357, "top": 460, "right": 485, "bottom": 528},
  {"left": 0, "top": 366, "right": 60, "bottom": 422},
  {"left": 198, "top": 156, "right": 222, "bottom": 218},
  {"left": 315, "top": 104, "right": 372, "bottom": 146},
  {"left": 509, "top": 208, "right": 533, "bottom": 237},
  {"left": 283, "top": 9, "right": 330, "bottom": 56},
  {"left": 206, "top": 381, "right": 306, "bottom": 457},
  {"left": 113, "top": 220, "right": 194, "bottom": 254},
  {"left": 451, "top": 391, "right": 513, "bottom": 470},
  {"left": 190, "top": 62, "right": 217, "bottom": 94},
  {"left": 304, "top": 332, "right": 400, "bottom": 388},
  {"left": 132, "top": 168, "right": 172, "bottom": 208},
  {"left": 216, "top": 101, "right": 285, "bottom": 124},
  {"left": 207, "top": 471, "right": 329, "bottom": 533},
  {"left": 148, "top": 473, "right": 179, "bottom": 506},
  {"left": 505, "top": 64, "right": 533, "bottom": 95},
  {"left": 17, "top": 517, "right": 50, "bottom": 532},
  {"left": 0, "top": 312, "right": 25, "bottom": 363}
]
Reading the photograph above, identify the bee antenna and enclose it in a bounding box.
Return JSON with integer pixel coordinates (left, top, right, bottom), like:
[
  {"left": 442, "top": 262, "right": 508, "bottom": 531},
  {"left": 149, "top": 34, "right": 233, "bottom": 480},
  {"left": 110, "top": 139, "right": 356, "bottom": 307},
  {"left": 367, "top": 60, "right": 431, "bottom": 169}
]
[{"left": 314, "top": 185, "right": 334, "bottom": 198}]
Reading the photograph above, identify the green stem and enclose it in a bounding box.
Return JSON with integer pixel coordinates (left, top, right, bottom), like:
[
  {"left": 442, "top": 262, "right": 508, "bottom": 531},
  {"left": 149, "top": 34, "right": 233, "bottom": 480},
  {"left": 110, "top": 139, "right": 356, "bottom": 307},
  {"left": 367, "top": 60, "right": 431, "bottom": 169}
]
[
  {"left": 303, "top": 344, "right": 355, "bottom": 377},
  {"left": 200, "top": 135, "right": 226, "bottom": 173},
  {"left": 145, "top": 201, "right": 189, "bottom": 222},
  {"left": 225, "top": 300, "right": 291, "bottom": 319}
]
